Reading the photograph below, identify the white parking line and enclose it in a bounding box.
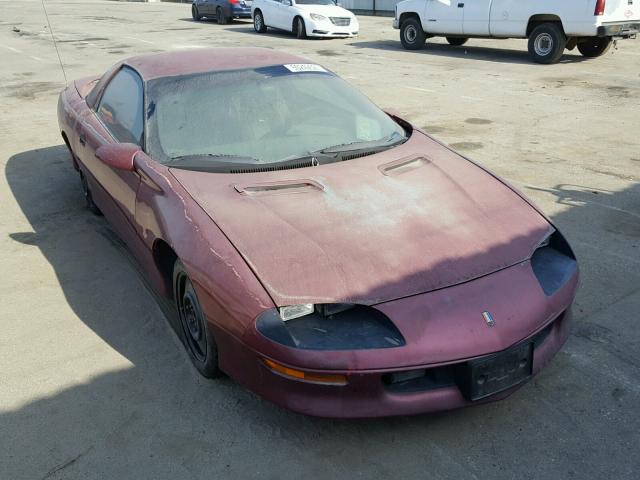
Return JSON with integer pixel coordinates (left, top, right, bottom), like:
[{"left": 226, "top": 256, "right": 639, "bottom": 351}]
[
  {"left": 404, "top": 86, "right": 435, "bottom": 93},
  {"left": 2, "top": 46, "right": 21, "bottom": 53},
  {"left": 30, "top": 56, "right": 43, "bottom": 62},
  {"left": 124, "top": 36, "right": 155, "bottom": 45},
  {"left": 171, "top": 44, "right": 207, "bottom": 49}
]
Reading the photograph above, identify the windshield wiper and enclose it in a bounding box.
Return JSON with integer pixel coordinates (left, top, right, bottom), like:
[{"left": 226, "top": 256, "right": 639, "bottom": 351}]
[
  {"left": 167, "top": 154, "right": 260, "bottom": 165},
  {"left": 319, "top": 132, "right": 406, "bottom": 154},
  {"left": 167, "top": 153, "right": 337, "bottom": 173}
]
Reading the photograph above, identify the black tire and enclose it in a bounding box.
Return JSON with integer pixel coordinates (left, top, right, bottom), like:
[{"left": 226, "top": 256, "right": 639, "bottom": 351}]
[
  {"left": 217, "top": 7, "right": 228, "bottom": 25},
  {"left": 577, "top": 36, "right": 612, "bottom": 58},
  {"left": 79, "top": 170, "right": 102, "bottom": 215},
  {"left": 253, "top": 10, "right": 267, "bottom": 33},
  {"left": 400, "top": 17, "right": 426, "bottom": 50},
  {"left": 528, "top": 23, "right": 566, "bottom": 64},
  {"left": 191, "top": 5, "right": 201, "bottom": 21},
  {"left": 446, "top": 37, "right": 468, "bottom": 46},
  {"left": 173, "top": 260, "right": 221, "bottom": 378},
  {"left": 294, "top": 16, "right": 307, "bottom": 39}
]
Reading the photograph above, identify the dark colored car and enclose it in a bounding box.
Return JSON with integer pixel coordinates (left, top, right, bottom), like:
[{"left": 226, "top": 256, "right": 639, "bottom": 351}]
[
  {"left": 192, "top": 0, "right": 252, "bottom": 24},
  {"left": 57, "top": 48, "right": 578, "bottom": 418}
]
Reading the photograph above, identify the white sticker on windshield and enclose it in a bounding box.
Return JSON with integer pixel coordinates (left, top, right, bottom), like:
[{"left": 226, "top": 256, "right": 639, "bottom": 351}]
[{"left": 283, "top": 64, "right": 327, "bottom": 73}]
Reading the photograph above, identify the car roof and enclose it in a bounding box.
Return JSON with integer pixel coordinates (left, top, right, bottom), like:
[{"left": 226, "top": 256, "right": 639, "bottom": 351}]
[{"left": 123, "top": 47, "right": 311, "bottom": 81}]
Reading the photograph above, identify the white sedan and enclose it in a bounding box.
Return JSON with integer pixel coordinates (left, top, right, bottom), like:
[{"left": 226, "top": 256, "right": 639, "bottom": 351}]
[{"left": 252, "top": 0, "right": 359, "bottom": 39}]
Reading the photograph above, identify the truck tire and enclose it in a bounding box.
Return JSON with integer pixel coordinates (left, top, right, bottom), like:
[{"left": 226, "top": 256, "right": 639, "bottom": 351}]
[
  {"left": 400, "top": 18, "right": 426, "bottom": 50},
  {"left": 577, "top": 37, "right": 612, "bottom": 58},
  {"left": 447, "top": 37, "right": 468, "bottom": 46},
  {"left": 528, "top": 23, "right": 566, "bottom": 64}
]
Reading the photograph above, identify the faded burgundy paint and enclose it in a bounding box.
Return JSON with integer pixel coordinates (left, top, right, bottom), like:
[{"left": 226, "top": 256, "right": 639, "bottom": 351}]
[
  {"left": 57, "top": 48, "right": 578, "bottom": 418},
  {"left": 219, "top": 307, "right": 573, "bottom": 418},
  {"left": 171, "top": 132, "right": 553, "bottom": 306},
  {"left": 124, "top": 48, "right": 307, "bottom": 81}
]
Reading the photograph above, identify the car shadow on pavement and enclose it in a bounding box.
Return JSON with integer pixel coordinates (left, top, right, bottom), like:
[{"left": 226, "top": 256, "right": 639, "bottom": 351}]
[
  {"left": 347, "top": 39, "right": 590, "bottom": 65},
  {"left": 2, "top": 144, "right": 639, "bottom": 478},
  {"left": 178, "top": 16, "right": 253, "bottom": 25}
]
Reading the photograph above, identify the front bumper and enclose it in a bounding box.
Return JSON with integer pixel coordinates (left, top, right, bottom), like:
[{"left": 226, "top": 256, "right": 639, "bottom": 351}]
[
  {"left": 217, "top": 308, "right": 572, "bottom": 418},
  {"left": 215, "top": 255, "right": 578, "bottom": 417},
  {"left": 308, "top": 30, "right": 359, "bottom": 38},
  {"left": 598, "top": 21, "right": 640, "bottom": 38},
  {"left": 306, "top": 18, "right": 358, "bottom": 38}
]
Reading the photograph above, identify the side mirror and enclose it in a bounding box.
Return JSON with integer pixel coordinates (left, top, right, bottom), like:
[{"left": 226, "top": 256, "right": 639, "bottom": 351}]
[
  {"left": 95, "top": 143, "right": 140, "bottom": 171},
  {"left": 283, "top": 0, "right": 292, "bottom": 5}
]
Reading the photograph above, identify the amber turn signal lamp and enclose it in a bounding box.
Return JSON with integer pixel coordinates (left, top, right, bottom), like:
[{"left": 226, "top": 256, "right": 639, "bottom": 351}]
[{"left": 262, "top": 358, "right": 348, "bottom": 386}]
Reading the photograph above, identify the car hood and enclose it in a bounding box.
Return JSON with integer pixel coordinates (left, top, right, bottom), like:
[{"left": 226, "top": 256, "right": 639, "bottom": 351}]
[
  {"left": 170, "top": 131, "right": 551, "bottom": 306},
  {"left": 296, "top": 4, "right": 355, "bottom": 17}
]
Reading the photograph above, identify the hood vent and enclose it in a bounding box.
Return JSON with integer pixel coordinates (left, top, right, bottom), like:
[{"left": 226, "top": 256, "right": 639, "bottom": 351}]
[
  {"left": 230, "top": 159, "right": 314, "bottom": 174},
  {"left": 234, "top": 179, "right": 324, "bottom": 196}
]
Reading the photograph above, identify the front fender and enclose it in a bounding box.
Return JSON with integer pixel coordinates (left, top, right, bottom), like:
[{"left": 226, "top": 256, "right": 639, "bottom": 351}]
[{"left": 133, "top": 154, "right": 275, "bottom": 341}]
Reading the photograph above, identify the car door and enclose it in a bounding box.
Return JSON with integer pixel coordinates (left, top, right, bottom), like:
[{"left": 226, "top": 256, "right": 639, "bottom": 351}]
[
  {"left": 194, "top": 0, "right": 209, "bottom": 15},
  {"left": 263, "top": 0, "right": 283, "bottom": 28},
  {"left": 462, "top": 0, "right": 492, "bottom": 35},
  {"left": 424, "top": 0, "right": 464, "bottom": 34},
  {"left": 278, "top": 0, "right": 296, "bottom": 31},
  {"left": 204, "top": 0, "right": 216, "bottom": 15},
  {"left": 77, "top": 66, "right": 143, "bottom": 243}
]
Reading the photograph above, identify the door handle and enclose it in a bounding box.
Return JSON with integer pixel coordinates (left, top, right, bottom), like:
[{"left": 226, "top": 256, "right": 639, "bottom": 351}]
[
  {"left": 79, "top": 135, "right": 86, "bottom": 146},
  {"left": 458, "top": 2, "right": 464, "bottom": 7}
]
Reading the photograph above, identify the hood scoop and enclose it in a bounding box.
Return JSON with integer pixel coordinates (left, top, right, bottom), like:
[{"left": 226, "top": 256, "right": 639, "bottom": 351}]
[
  {"left": 379, "top": 155, "right": 431, "bottom": 176},
  {"left": 234, "top": 179, "right": 324, "bottom": 196}
]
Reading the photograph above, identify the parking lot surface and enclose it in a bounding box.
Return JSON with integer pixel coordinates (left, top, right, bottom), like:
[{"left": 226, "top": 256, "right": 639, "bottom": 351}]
[{"left": 1, "top": 1, "right": 639, "bottom": 479}]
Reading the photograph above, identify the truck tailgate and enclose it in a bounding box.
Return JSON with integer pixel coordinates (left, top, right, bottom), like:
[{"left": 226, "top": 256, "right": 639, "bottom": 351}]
[{"left": 602, "top": 0, "right": 639, "bottom": 23}]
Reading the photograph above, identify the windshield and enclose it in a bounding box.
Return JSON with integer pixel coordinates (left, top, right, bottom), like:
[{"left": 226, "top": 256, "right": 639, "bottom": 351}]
[
  {"left": 295, "top": 0, "right": 337, "bottom": 5},
  {"left": 146, "top": 65, "right": 407, "bottom": 172}
]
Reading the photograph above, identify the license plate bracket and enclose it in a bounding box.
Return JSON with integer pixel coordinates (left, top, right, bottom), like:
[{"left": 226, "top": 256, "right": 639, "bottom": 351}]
[{"left": 457, "top": 342, "right": 533, "bottom": 401}]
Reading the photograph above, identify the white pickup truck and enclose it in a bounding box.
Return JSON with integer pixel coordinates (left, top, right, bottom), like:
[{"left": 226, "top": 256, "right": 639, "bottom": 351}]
[{"left": 393, "top": 0, "right": 639, "bottom": 63}]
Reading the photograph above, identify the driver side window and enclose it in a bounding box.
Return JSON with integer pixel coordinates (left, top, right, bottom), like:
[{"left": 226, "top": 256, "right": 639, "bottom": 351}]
[{"left": 97, "top": 67, "right": 144, "bottom": 146}]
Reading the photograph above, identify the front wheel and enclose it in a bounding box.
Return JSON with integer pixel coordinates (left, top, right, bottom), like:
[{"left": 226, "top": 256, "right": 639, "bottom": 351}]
[
  {"left": 294, "top": 16, "right": 306, "bottom": 39},
  {"left": 191, "top": 5, "right": 201, "bottom": 21},
  {"left": 400, "top": 18, "right": 426, "bottom": 50},
  {"left": 528, "top": 23, "right": 566, "bottom": 64},
  {"left": 577, "top": 37, "right": 612, "bottom": 58},
  {"left": 253, "top": 10, "right": 267, "bottom": 33},
  {"left": 174, "top": 260, "right": 221, "bottom": 378},
  {"left": 446, "top": 37, "right": 468, "bottom": 46}
]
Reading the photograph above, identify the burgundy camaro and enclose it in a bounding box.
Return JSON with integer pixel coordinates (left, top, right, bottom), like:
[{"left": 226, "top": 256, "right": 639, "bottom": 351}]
[{"left": 57, "top": 47, "right": 578, "bottom": 417}]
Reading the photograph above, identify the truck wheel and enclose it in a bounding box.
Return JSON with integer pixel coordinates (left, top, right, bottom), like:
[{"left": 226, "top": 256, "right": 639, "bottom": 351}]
[
  {"left": 446, "top": 37, "right": 468, "bottom": 46},
  {"left": 400, "top": 18, "right": 426, "bottom": 50},
  {"left": 528, "top": 23, "right": 566, "bottom": 64},
  {"left": 577, "top": 37, "right": 612, "bottom": 58}
]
